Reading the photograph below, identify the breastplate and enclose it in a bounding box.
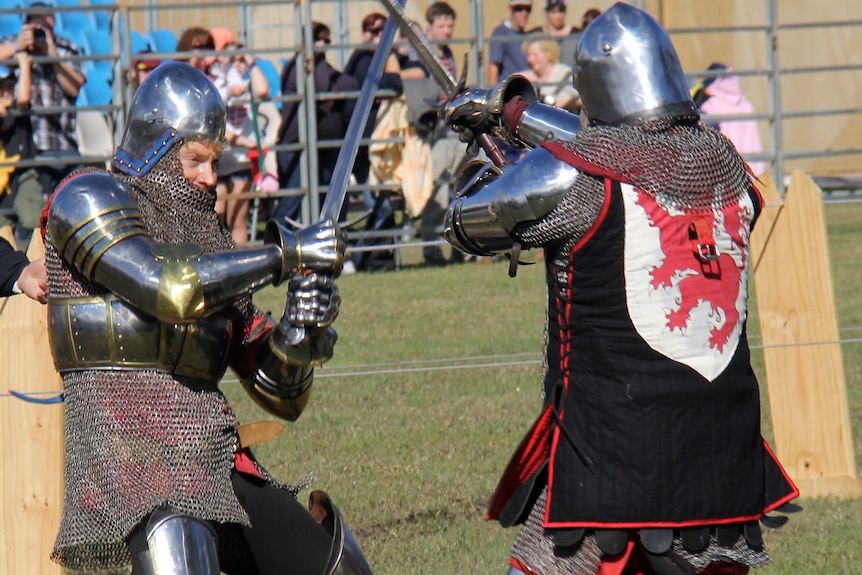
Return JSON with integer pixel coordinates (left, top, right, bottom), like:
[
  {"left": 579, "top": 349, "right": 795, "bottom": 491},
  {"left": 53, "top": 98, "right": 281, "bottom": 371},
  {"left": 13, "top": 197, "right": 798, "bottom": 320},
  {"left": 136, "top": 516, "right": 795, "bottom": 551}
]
[{"left": 48, "top": 293, "right": 233, "bottom": 383}]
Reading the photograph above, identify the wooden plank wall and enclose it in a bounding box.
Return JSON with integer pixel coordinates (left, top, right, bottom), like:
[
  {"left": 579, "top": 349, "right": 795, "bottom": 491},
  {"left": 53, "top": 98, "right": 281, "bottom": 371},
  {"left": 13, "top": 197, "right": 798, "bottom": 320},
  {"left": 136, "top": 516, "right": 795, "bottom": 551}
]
[
  {"left": 0, "top": 229, "right": 64, "bottom": 574},
  {"left": 751, "top": 171, "right": 862, "bottom": 498}
]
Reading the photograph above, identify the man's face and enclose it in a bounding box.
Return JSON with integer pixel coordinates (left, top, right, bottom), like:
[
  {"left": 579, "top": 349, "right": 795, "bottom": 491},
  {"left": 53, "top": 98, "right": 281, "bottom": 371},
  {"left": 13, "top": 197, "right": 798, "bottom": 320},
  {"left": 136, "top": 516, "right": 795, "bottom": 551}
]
[
  {"left": 362, "top": 19, "right": 386, "bottom": 47},
  {"left": 427, "top": 15, "right": 454, "bottom": 42},
  {"left": 134, "top": 67, "right": 153, "bottom": 87},
  {"left": 188, "top": 36, "right": 214, "bottom": 74},
  {"left": 510, "top": 4, "right": 532, "bottom": 31},
  {"left": 546, "top": 6, "right": 566, "bottom": 28},
  {"left": 179, "top": 141, "right": 221, "bottom": 193},
  {"left": 28, "top": 14, "right": 53, "bottom": 31}
]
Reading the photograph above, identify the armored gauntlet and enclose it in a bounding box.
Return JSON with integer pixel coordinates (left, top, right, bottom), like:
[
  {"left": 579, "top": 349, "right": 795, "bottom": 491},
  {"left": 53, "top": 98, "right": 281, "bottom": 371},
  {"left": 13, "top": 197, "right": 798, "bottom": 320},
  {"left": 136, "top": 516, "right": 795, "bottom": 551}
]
[
  {"left": 441, "top": 74, "right": 538, "bottom": 154},
  {"left": 243, "top": 273, "right": 340, "bottom": 421},
  {"left": 264, "top": 218, "right": 346, "bottom": 284}
]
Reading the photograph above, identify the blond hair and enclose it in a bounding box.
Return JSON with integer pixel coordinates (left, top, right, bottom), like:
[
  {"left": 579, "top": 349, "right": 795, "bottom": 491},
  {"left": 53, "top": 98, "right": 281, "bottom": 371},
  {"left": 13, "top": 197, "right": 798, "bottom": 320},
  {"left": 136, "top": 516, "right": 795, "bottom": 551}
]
[{"left": 522, "top": 38, "right": 560, "bottom": 65}]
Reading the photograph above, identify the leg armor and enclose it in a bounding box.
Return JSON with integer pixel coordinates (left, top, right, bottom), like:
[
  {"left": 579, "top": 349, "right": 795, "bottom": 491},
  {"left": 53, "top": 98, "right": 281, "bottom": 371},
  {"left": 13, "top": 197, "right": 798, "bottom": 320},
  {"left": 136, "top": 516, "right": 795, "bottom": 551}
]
[
  {"left": 137, "top": 508, "right": 220, "bottom": 575},
  {"left": 310, "top": 490, "right": 375, "bottom": 575}
]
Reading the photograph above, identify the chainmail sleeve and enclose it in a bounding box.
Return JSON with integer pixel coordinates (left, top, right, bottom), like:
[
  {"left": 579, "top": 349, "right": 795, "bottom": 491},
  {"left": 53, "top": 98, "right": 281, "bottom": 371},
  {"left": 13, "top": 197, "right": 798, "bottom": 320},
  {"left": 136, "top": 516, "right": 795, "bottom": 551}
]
[{"left": 513, "top": 166, "right": 607, "bottom": 268}]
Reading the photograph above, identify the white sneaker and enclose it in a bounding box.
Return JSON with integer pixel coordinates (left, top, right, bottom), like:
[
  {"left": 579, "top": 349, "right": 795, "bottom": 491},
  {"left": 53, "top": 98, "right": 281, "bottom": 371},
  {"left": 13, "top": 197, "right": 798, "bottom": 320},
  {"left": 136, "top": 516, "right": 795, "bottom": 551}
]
[{"left": 342, "top": 260, "right": 357, "bottom": 275}]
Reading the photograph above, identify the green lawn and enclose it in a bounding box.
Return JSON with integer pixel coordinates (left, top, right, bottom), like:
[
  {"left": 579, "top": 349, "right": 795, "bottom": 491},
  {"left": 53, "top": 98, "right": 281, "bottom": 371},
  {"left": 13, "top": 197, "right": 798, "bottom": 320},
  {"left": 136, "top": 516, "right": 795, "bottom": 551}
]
[{"left": 224, "top": 201, "right": 862, "bottom": 574}]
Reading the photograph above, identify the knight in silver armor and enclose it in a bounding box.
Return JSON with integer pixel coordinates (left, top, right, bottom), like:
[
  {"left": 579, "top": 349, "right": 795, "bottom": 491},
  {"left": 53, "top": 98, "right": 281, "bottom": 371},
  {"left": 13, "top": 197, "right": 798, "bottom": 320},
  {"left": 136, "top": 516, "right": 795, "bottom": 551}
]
[
  {"left": 441, "top": 3, "right": 799, "bottom": 575},
  {"left": 45, "top": 61, "right": 372, "bottom": 574}
]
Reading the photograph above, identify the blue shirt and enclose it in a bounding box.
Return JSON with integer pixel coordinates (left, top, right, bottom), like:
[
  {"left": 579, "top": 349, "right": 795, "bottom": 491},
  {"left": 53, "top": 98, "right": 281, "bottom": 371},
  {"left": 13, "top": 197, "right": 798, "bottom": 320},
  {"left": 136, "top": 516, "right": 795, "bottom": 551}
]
[{"left": 488, "top": 21, "right": 529, "bottom": 79}]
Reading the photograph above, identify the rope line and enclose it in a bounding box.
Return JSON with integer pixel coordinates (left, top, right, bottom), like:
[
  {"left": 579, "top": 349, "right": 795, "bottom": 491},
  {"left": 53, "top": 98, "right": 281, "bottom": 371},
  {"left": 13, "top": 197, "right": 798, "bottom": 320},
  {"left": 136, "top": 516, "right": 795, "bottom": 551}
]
[{"left": 5, "top": 334, "right": 861, "bottom": 397}]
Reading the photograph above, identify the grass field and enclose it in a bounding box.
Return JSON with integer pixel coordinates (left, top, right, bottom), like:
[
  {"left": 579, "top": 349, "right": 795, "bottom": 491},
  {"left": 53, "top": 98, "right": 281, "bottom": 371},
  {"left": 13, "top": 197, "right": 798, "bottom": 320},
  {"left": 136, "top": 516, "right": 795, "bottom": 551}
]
[{"left": 224, "top": 201, "right": 862, "bottom": 574}]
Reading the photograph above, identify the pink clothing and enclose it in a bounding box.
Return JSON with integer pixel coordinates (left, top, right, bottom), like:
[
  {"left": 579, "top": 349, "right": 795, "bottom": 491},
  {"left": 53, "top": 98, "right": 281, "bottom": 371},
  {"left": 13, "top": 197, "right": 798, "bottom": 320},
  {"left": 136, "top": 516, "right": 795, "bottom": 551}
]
[{"left": 701, "top": 74, "right": 766, "bottom": 175}]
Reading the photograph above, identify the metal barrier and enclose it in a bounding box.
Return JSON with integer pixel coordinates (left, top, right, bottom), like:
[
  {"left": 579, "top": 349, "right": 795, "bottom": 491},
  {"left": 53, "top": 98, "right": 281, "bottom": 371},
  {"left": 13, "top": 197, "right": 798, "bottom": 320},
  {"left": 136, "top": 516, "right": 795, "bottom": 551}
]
[{"left": 1, "top": 1, "right": 860, "bottom": 246}]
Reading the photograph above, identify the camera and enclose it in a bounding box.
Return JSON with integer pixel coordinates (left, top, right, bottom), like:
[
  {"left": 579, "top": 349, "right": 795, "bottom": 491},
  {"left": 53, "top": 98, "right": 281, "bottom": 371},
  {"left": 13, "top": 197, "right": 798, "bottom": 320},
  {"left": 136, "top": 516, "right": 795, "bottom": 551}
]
[{"left": 33, "top": 28, "right": 47, "bottom": 43}]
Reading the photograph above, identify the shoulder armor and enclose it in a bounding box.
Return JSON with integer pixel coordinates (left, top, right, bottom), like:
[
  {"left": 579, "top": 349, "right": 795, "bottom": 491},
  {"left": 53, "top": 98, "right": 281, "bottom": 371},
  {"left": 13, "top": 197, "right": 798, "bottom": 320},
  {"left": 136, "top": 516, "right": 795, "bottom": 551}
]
[
  {"left": 444, "top": 148, "right": 580, "bottom": 255},
  {"left": 515, "top": 102, "right": 583, "bottom": 148},
  {"left": 48, "top": 172, "right": 146, "bottom": 279}
]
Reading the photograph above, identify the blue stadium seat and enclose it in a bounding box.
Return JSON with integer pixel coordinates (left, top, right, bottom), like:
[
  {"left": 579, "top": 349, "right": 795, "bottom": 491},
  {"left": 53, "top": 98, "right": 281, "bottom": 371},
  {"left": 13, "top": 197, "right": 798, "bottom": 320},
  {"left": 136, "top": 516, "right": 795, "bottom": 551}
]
[
  {"left": 254, "top": 58, "right": 281, "bottom": 102},
  {"left": 54, "top": 0, "right": 93, "bottom": 37},
  {"left": 86, "top": 0, "right": 113, "bottom": 31},
  {"left": 76, "top": 75, "right": 112, "bottom": 107},
  {"left": 146, "top": 28, "right": 177, "bottom": 54},
  {"left": 88, "top": 9, "right": 110, "bottom": 32},
  {"left": 0, "top": 12, "right": 22, "bottom": 37},
  {"left": 81, "top": 28, "right": 113, "bottom": 81},
  {"left": 129, "top": 30, "right": 150, "bottom": 54}
]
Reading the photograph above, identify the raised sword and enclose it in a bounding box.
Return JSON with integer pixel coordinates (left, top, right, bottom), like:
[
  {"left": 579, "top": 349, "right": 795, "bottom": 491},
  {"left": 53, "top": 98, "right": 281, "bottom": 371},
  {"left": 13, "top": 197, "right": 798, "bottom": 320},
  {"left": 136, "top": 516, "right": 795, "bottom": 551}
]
[{"left": 377, "top": 0, "right": 507, "bottom": 166}]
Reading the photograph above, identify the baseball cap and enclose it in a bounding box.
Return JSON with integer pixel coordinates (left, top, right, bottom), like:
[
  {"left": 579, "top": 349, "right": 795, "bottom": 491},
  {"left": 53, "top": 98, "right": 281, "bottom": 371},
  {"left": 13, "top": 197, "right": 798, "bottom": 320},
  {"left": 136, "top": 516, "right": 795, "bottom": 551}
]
[
  {"left": 509, "top": 0, "right": 532, "bottom": 6},
  {"left": 210, "top": 27, "right": 235, "bottom": 52}
]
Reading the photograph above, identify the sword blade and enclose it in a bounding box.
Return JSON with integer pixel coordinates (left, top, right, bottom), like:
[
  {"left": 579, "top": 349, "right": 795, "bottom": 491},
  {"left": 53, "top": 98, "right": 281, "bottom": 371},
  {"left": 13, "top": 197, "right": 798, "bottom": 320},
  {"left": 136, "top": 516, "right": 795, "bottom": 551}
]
[
  {"left": 319, "top": 0, "right": 405, "bottom": 222},
  {"left": 378, "top": 0, "right": 507, "bottom": 167},
  {"left": 378, "top": 0, "right": 456, "bottom": 93}
]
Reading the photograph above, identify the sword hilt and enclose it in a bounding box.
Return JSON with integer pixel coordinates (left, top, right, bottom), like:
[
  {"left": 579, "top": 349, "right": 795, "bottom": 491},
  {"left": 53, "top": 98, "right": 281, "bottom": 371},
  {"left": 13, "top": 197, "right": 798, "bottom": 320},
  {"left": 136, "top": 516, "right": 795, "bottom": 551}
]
[{"left": 476, "top": 133, "right": 507, "bottom": 167}]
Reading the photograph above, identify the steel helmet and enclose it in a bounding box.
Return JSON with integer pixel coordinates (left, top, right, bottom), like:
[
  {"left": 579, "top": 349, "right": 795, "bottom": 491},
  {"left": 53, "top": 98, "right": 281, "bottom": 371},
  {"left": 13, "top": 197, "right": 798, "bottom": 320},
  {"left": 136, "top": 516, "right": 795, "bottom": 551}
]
[{"left": 573, "top": 2, "right": 698, "bottom": 126}]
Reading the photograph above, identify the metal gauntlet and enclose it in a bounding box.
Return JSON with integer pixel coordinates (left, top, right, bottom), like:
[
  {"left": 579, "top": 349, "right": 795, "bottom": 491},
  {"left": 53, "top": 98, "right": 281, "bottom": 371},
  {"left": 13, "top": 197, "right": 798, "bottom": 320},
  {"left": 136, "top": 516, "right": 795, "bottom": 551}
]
[
  {"left": 242, "top": 273, "right": 340, "bottom": 421},
  {"left": 441, "top": 74, "right": 539, "bottom": 152},
  {"left": 264, "top": 218, "right": 346, "bottom": 284}
]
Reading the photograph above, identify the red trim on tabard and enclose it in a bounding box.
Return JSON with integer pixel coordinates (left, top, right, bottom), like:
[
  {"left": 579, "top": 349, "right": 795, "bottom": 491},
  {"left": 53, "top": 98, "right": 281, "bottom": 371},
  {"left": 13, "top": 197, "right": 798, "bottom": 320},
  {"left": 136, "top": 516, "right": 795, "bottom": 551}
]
[
  {"left": 752, "top": 182, "right": 764, "bottom": 211},
  {"left": 234, "top": 449, "right": 266, "bottom": 479},
  {"left": 542, "top": 141, "right": 636, "bottom": 185},
  {"left": 541, "top": 510, "right": 769, "bottom": 530},
  {"left": 597, "top": 539, "right": 636, "bottom": 575},
  {"left": 509, "top": 557, "right": 535, "bottom": 575},
  {"left": 570, "top": 177, "right": 614, "bottom": 256},
  {"left": 702, "top": 563, "right": 751, "bottom": 575},
  {"left": 761, "top": 440, "right": 801, "bottom": 510},
  {"left": 545, "top": 247, "right": 577, "bottom": 522},
  {"left": 486, "top": 404, "right": 554, "bottom": 520}
]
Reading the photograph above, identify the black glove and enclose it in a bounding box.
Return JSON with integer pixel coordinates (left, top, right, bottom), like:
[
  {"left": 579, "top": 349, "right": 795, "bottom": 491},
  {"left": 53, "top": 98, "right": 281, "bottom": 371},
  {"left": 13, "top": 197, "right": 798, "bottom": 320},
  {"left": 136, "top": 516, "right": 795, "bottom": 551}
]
[{"left": 440, "top": 87, "right": 498, "bottom": 157}]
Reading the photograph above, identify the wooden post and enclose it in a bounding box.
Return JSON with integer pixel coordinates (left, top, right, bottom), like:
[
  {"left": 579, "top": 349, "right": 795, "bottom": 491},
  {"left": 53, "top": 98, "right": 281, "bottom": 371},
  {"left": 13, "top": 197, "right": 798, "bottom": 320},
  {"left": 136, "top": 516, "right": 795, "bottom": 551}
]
[
  {"left": 750, "top": 171, "right": 862, "bottom": 498},
  {"left": 0, "top": 229, "right": 64, "bottom": 574}
]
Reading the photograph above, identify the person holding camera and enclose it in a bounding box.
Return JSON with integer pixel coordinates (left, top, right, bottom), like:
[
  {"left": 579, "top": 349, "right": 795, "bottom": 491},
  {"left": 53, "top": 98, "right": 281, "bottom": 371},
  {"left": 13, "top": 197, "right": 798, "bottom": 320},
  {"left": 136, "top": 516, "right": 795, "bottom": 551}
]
[
  {"left": 0, "top": 50, "right": 38, "bottom": 247},
  {"left": 0, "top": 1, "right": 85, "bottom": 246}
]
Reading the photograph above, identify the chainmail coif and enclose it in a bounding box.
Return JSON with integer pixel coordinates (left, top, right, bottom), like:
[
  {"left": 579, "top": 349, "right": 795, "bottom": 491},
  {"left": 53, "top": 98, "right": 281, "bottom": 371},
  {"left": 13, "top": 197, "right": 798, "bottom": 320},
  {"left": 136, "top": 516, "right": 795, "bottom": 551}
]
[
  {"left": 515, "top": 118, "right": 754, "bottom": 284},
  {"left": 48, "top": 144, "right": 260, "bottom": 570}
]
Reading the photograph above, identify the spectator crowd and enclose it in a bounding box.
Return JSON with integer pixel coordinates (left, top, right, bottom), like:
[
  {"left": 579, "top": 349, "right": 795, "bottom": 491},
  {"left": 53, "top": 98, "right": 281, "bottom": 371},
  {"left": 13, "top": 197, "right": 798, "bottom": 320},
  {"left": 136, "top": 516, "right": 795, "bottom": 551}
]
[{"left": 0, "top": 0, "right": 765, "bottom": 276}]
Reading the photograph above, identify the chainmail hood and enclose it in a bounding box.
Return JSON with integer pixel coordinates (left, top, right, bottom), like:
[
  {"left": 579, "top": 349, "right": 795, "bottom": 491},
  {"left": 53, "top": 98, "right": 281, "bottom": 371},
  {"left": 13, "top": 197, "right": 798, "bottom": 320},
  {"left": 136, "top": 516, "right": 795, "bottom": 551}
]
[{"left": 563, "top": 118, "right": 753, "bottom": 212}]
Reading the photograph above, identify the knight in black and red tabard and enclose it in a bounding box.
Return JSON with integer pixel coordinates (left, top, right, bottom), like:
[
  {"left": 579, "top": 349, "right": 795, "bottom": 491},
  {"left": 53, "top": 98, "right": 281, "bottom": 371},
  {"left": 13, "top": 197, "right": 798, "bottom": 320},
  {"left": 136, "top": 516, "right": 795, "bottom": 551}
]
[{"left": 440, "top": 3, "right": 800, "bottom": 575}]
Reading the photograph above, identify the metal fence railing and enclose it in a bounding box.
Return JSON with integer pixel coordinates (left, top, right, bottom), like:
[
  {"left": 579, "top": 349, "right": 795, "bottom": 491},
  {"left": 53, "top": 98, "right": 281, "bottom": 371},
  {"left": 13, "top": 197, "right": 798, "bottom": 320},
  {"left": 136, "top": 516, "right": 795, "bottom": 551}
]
[{"left": 1, "top": 0, "right": 859, "bottom": 247}]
